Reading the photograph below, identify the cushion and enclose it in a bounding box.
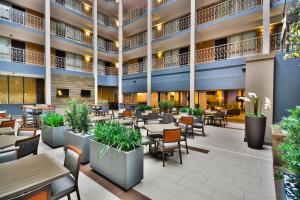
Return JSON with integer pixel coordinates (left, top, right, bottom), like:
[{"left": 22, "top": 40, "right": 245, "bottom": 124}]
[
  {"left": 142, "top": 136, "right": 155, "bottom": 145},
  {"left": 18, "top": 130, "right": 35, "bottom": 136},
  {"left": 0, "top": 150, "right": 18, "bottom": 164},
  {"left": 51, "top": 175, "right": 75, "bottom": 200},
  {"left": 158, "top": 141, "right": 179, "bottom": 150}
]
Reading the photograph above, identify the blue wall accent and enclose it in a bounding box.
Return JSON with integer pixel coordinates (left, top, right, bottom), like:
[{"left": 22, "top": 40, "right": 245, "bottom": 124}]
[
  {"left": 274, "top": 52, "right": 300, "bottom": 123},
  {"left": 0, "top": 60, "right": 45, "bottom": 76},
  {"left": 51, "top": 68, "right": 93, "bottom": 77},
  {"left": 98, "top": 75, "right": 118, "bottom": 87},
  {"left": 0, "top": 104, "right": 25, "bottom": 116},
  {"left": 122, "top": 57, "right": 245, "bottom": 93}
]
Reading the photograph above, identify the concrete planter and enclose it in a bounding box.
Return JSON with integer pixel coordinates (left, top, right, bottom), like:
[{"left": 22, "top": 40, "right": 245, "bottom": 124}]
[
  {"left": 64, "top": 130, "right": 94, "bottom": 163},
  {"left": 179, "top": 112, "right": 188, "bottom": 116},
  {"left": 41, "top": 125, "right": 67, "bottom": 148},
  {"left": 90, "top": 139, "right": 144, "bottom": 190},
  {"left": 271, "top": 125, "right": 287, "bottom": 166},
  {"left": 245, "top": 116, "right": 266, "bottom": 149}
]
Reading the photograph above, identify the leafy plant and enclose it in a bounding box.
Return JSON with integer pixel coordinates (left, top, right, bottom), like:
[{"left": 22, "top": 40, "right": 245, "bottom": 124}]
[
  {"left": 42, "top": 112, "right": 64, "bottom": 127},
  {"left": 188, "top": 108, "right": 193, "bottom": 115},
  {"left": 159, "top": 100, "right": 174, "bottom": 113},
  {"left": 78, "top": 102, "right": 91, "bottom": 134},
  {"left": 139, "top": 105, "right": 152, "bottom": 112},
  {"left": 239, "top": 92, "right": 271, "bottom": 117},
  {"left": 94, "top": 122, "right": 142, "bottom": 152},
  {"left": 180, "top": 107, "right": 188, "bottom": 113},
  {"left": 193, "top": 107, "right": 203, "bottom": 117},
  {"left": 276, "top": 106, "right": 300, "bottom": 198}
]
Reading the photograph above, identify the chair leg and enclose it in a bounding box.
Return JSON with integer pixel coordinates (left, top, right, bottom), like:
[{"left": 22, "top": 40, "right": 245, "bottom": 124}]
[
  {"left": 76, "top": 187, "right": 81, "bottom": 200},
  {"left": 185, "top": 139, "right": 189, "bottom": 154},
  {"left": 178, "top": 143, "right": 182, "bottom": 164},
  {"left": 202, "top": 126, "right": 205, "bottom": 137},
  {"left": 162, "top": 151, "right": 165, "bottom": 167},
  {"left": 67, "top": 194, "right": 71, "bottom": 200},
  {"left": 192, "top": 127, "right": 194, "bottom": 139}
]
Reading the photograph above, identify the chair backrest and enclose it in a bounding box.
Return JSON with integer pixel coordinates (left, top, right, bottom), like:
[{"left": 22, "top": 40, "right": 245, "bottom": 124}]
[
  {"left": 64, "top": 145, "right": 82, "bottom": 182},
  {"left": 181, "top": 116, "right": 193, "bottom": 125},
  {"left": 123, "top": 110, "right": 133, "bottom": 118},
  {"left": 135, "top": 110, "right": 143, "bottom": 119},
  {"left": 10, "top": 184, "right": 51, "bottom": 200},
  {"left": 216, "top": 110, "right": 225, "bottom": 118},
  {"left": 17, "top": 128, "right": 37, "bottom": 136},
  {"left": 163, "top": 129, "right": 181, "bottom": 143},
  {"left": 0, "top": 113, "right": 6, "bottom": 118},
  {"left": 15, "top": 134, "right": 40, "bottom": 158},
  {"left": 1, "top": 119, "right": 15, "bottom": 129},
  {"left": 0, "top": 147, "right": 19, "bottom": 164},
  {"left": 148, "top": 112, "right": 158, "bottom": 120}
]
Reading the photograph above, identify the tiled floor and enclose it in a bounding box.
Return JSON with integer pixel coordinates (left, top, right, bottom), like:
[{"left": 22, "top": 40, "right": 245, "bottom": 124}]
[{"left": 37, "top": 122, "right": 275, "bottom": 200}]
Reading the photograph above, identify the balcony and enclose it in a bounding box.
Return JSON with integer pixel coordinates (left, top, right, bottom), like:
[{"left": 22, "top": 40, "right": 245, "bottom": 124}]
[
  {"left": 123, "top": 32, "right": 147, "bottom": 51},
  {"left": 52, "top": 0, "right": 92, "bottom": 18},
  {"left": 123, "top": 62, "right": 146, "bottom": 74},
  {"left": 51, "top": 56, "right": 93, "bottom": 73},
  {"left": 50, "top": 21, "right": 93, "bottom": 46},
  {"left": 98, "top": 66, "right": 118, "bottom": 75},
  {"left": 97, "top": 12, "right": 117, "bottom": 28},
  {"left": 153, "top": 52, "right": 189, "bottom": 70},
  {"left": 153, "top": 0, "right": 170, "bottom": 9},
  {"left": 0, "top": 6, "right": 44, "bottom": 31},
  {"left": 126, "top": 4, "right": 147, "bottom": 23},
  {"left": 98, "top": 38, "right": 118, "bottom": 53}
]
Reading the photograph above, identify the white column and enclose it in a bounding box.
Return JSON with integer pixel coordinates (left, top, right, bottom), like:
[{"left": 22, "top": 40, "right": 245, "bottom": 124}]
[
  {"left": 189, "top": 0, "right": 196, "bottom": 109},
  {"left": 45, "top": 0, "right": 51, "bottom": 105},
  {"left": 263, "top": 0, "right": 270, "bottom": 54},
  {"left": 118, "top": 0, "right": 123, "bottom": 103},
  {"left": 93, "top": 0, "right": 98, "bottom": 104},
  {"left": 147, "top": 0, "right": 152, "bottom": 106}
]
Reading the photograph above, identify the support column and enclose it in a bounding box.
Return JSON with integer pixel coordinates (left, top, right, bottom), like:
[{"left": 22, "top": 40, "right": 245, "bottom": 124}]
[
  {"left": 189, "top": 0, "right": 196, "bottom": 108},
  {"left": 45, "top": 0, "right": 51, "bottom": 105},
  {"left": 93, "top": 0, "right": 98, "bottom": 104},
  {"left": 147, "top": 0, "right": 152, "bottom": 106},
  {"left": 118, "top": 0, "right": 123, "bottom": 103},
  {"left": 263, "top": 0, "right": 270, "bottom": 54}
]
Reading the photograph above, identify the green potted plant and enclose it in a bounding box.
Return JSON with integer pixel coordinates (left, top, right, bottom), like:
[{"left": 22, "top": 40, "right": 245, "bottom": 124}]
[
  {"left": 188, "top": 108, "right": 193, "bottom": 115},
  {"left": 275, "top": 106, "right": 300, "bottom": 199},
  {"left": 179, "top": 107, "right": 188, "bottom": 116},
  {"left": 64, "top": 99, "right": 93, "bottom": 163},
  {"left": 139, "top": 105, "right": 152, "bottom": 113},
  {"left": 159, "top": 100, "right": 173, "bottom": 113},
  {"left": 193, "top": 107, "right": 203, "bottom": 117},
  {"left": 239, "top": 93, "right": 271, "bottom": 149},
  {"left": 41, "top": 112, "right": 66, "bottom": 148},
  {"left": 90, "top": 122, "right": 143, "bottom": 190}
]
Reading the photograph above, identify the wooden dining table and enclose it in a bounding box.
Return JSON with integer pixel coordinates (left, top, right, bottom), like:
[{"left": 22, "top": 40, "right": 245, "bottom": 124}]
[
  {"left": 0, "top": 135, "right": 28, "bottom": 149},
  {"left": 143, "top": 124, "right": 179, "bottom": 136},
  {"left": 0, "top": 154, "right": 69, "bottom": 199},
  {"left": 0, "top": 127, "right": 15, "bottom": 136}
]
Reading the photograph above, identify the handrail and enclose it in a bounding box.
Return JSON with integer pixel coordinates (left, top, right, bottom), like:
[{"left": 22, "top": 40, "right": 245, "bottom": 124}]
[
  {"left": 153, "top": 15, "right": 190, "bottom": 40},
  {"left": 123, "top": 62, "right": 146, "bottom": 74},
  {"left": 152, "top": 52, "right": 190, "bottom": 70},
  {"left": 98, "top": 65, "right": 118, "bottom": 75},
  {"left": 98, "top": 38, "right": 118, "bottom": 52},
  {"left": 51, "top": 55, "right": 93, "bottom": 73},
  {"left": 126, "top": 4, "right": 147, "bottom": 22},
  {"left": 50, "top": 21, "right": 93, "bottom": 46},
  {"left": 97, "top": 11, "right": 117, "bottom": 27},
  {"left": 123, "top": 32, "right": 147, "bottom": 50},
  {"left": 197, "top": 0, "right": 262, "bottom": 25},
  {"left": 0, "top": 45, "right": 45, "bottom": 66},
  {"left": 53, "top": 0, "right": 92, "bottom": 18},
  {"left": 0, "top": 6, "right": 45, "bottom": 30}
]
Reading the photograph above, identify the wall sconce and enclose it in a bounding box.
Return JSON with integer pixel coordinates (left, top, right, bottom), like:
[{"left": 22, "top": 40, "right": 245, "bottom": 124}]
[
  {"left": 157, "top": 23, "right": 162, "bottom": 31},
  {"left": 157, "top": 51, "right": 162, "bottom": 58},
  {"left": 85, "top": 31, "right": 91, "bottom": 36},
  {"left": 157, "top": 0, "right": 162, "bottom": 3},
  {"left": 115, "top": 62, "right": 119, "bottom": 68},
  {"left": 116, "top": 20, "right": 119, "bottom": 26},
  {"left": 57, "top": 89, "right": 62, "bottom": 96},
  {"left": 84, "top": 4, "right": 90, "bottom": 11},
  {"left": 115, "top": 41, "right": 119, "bottom": 47},
  {"left": 85, "top": 56, "right": 91, "bottom": 62}
]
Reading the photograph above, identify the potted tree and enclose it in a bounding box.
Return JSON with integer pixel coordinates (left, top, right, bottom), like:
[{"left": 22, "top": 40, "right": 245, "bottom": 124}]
[
  {"left": 90, "top": 122, "right": 143, "bottom": 190},
  {"left": 179, "top": 107, "right": 188, "bottom": 116},
  {"left": 139, "top": 105, "right": 152, "bottom": 114},
  {"left": 274, "top": 106, "right": 300, "bottom": 199},
  {"left": 64, "top": 99, "right": 93, "bottom": 163},
  {"left": 41, "top": 112, "right": 66, "bottom": 148},
  {"left": 239, "top": 93, "right": 271, "bottom": 149},
  {"left": 159, "top": 100, "right": 174, "bottom": 113}
]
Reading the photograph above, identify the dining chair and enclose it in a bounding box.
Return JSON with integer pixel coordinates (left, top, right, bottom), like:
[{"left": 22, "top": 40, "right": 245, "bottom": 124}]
[
  {"left": 123, "top": 110, "right": 133, "bottom": 119},
  {"left": 10, "top": 184, "right": 51, "bottom": 200},
  {"left": 180, "top": 116, "right": 194, "bottom": 138},
  {"left": 17, "top": 128, "right": 37, "bottom": 137},
  {"left": 193, "top": 116, "right": 205, "bottom": 137},
  {"left": 15, "top": 134, "right": 40, "bottom": 158},
  {"left": 135, "top": 110, "right": 145, "bottom": 125},
  {"left": 0, "top": 147, "right": 19, "bottom": 164},
  {"left": 50, "top": 145, "right": 82, "bottom": 200},
  {"left": 133, "top": 124, "right": 155, "bottom": 153},
  {"left": 146, "top": 112, "right": 160, "bottom": 124},
  {"left": 214, "top": 110, "right": 225, "bottom": 127},
  {"left": 158, "top": 128, "right": 182, "bottom": 167},
  {"left": 178, "top": 123, "right": 189, "bottom": 154},
  {"left": 0, "top": 113, "right": 6, "bottom": 118},
  {"left": 1, "top": 119, "right": 16, "bottom": 129}
]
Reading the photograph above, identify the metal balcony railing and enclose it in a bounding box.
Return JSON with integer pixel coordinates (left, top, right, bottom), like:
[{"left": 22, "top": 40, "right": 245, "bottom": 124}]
[
  {"left": 153, "top": 15, "right": 190, "bottom": 40},
  {"left": 197, "top": 0, "right": 262, "bottom": 25},
  {"left": 98, "top": 38, "right": 118, "bottom": 52},
  {"left": 51, "top": 56, "right": 93, "bottom": 73},
  {"left": 153, "top": 0, "right": 169, "bottom": 8},
  {"left": 127, "top": 4, "right": 147, "bottom": 22},
  {"left": 51, "top": 21, "right": 93, "bottom": 46},
  {"left": 0, "top": 45, "right": 45, "bottom": 66},
  {"left": 53, "top": 0, "right": 92, "bottom": 18},
  {"left": 123, "top": 32, "right": 147, "bottom": 50},
  {"left": 106, "top": 67, "right": 118, "bottom": 75},
  {"left": 98, "top": 12, "right": 117, "bottom": 27},
  {"left": 123, "top": 62, "right": 146, "bottom": 74},
  {"left": 0, "top": 6, "right": 44, "bottom": 30},
  {"left": 153, "top": 52, "right": 190, "bottom": 70}
]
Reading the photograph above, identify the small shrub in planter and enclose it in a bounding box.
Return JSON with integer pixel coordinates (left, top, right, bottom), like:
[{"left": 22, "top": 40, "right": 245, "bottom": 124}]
[
  {"left": 138, "top": 105, "right": 152, "bottom": 112},
  {"left": 159, "top": 100, "right": 173, "bottom": 113},
  {"left": 64, "top": 99, "right": 93, "bottom": 163},
  {"left": 41, "top": 112, "right": 66, "bottom": 148},
  {"left": 193, "top": 107, "right": 203, "bottom": 117},
  {"left": 90, "top": 122, "right": 143, "bottom": 190}
]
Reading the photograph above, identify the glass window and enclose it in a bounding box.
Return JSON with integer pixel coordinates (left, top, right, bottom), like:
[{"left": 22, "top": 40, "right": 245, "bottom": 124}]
[
  {"left": 0, "top": 75, "right": 8, "bottom": 104},
  {"left": 24, "top": 77, "right": 36, "bottom": 104},
  {"left": 9, "top": 76, "right": 23, "bottom": 104}
]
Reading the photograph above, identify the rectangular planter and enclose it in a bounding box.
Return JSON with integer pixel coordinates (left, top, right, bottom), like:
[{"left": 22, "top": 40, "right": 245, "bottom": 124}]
[
  {"left": 90, "top": 139, "right": 144, "bottom": 190},
  {"left": 41, "top": 125, "right": 67, "bottom": 148},
  {"left": 64, "top": 130, "right": 94, "bottom": 164},
  {"left": 271, "top": 125, "right": 287, "bottom": 166}
]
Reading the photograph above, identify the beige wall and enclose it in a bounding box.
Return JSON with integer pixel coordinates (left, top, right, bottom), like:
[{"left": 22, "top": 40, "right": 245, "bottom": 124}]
[
  {"left": 51, "top": 74, "right": 95, "bottom": 107},
  {"left": 245, "top": 53, "right": 275, "bottom": 144}
]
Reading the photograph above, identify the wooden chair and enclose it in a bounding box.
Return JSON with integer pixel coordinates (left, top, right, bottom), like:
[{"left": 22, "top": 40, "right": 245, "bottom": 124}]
[
  {"left": 0, "top": 147, "right": 19, "bottom": 164},
  {"left": 1, "top": 119, "right": 15, "bottom": 129},
  {"left": 158, "top": 129, "right": 182, "bottom": 167},
  {"left": 15, "top": 134, "right": 40, "bottom": 158},
  {"left": 193, "top": 116, "right": 205, "bottom": 137},
  {"left": 214, "top": 110, "right": 225, "bottom": 127},
  {"left": 10, "top": 184, "right": 51, "bottom": 200},
  {"left": 17, "top": 128, "right": 37, "bottom": 137},
  {"left": 133, "top": 124, "right": 155, "bottom": 153},
  {"left": 0, "top": 113, "right": 6, "bottom": 118},
  {"left": 122, "top": 110, "right": 133, "bottom": 119},
  {"left": 180, "top": 116, "right": 194, "bottom": 138},
  {"left": 50, "top": 145, "right": 82, "bottom": 200}
]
